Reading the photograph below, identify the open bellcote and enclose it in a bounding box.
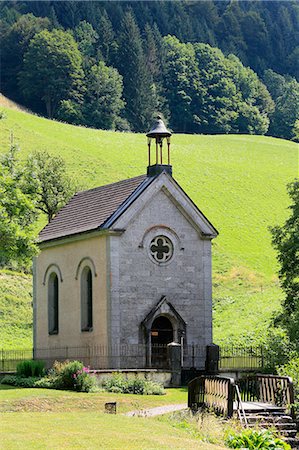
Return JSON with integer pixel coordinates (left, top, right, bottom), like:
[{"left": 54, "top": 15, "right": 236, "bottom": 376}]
[{"left": 146, "top": 117, "right": 172, "bottom": 177}]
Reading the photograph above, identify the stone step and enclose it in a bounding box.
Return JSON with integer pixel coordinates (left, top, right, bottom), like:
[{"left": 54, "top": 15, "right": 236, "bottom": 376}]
[
  {"left": 279, "top": 429, "right": 297, "bottom": 438},
  {"left": 248, "top": 422, "right": 297, "bottom": 430},
  {"left": 247, "top": 415, "right": 293, "bottom": 423},
  {"left": 274, "top": 423, "right": 297, "bottom": 430},
  {"left": 244, "top": 408, "right": 285, "bottom": 414}
]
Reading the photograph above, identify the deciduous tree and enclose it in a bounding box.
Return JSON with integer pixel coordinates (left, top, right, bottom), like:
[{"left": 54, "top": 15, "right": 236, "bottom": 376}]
[
  {"left": 24, "top": 151, "right": 76, "bottom": 223},
  {"left": 271, "top": 180, "right": 299, "bottom": 344},
  {"left": 0, "top": 145, "right": 37, "bottom": 269},
  {"left": 19, "top": 29, "right": 84, "bottom": 118}
]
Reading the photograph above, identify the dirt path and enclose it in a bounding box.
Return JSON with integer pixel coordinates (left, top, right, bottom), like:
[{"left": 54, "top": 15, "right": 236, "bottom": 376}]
[{"left": 125, "top": 403, "right": 187, "bottom": 417}]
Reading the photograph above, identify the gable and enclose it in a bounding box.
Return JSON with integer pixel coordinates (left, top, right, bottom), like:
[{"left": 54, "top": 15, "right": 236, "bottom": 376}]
[{"left": 110, "top": 172, "right": 218, "bottom": 239}]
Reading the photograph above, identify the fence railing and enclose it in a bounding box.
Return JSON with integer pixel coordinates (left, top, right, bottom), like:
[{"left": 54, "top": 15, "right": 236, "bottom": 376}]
[
  {"left": 188, "top": 375, "right": 235, "bottom": 417},
  {"left": 0, "top": 345, "right": 273, "bottom": 373},
  {"left": 0, "top": 344, "right": 206, "bottom": 371},
  {"left": 237, "top": 374, "right": 294, "bottom": 414},
  {"left": 188, "top": 374, "right": 295, "bottom": 418},
  {"left": 219, "top": 346, "right": 265, "bottom": 370},
  {"left": 0, "top": 349, "right": 33, "bottom": 372}
]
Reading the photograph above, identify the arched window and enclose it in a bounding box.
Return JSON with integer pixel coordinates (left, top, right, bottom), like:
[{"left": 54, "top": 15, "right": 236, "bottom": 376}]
[
  {"left": 81, "top": 267, "right": 93, "bottom": 331},
  {"left": 48, "top": 272, "right": 59, "bottom": 334}
]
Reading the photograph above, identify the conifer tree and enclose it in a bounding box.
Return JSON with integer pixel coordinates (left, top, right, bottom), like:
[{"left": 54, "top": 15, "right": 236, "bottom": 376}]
[
  {"left": 96, "top": 10, "right": 117, "bottom": 66},
  {"left": 117, "top": 11, "right": 156, "bottom": 131}
]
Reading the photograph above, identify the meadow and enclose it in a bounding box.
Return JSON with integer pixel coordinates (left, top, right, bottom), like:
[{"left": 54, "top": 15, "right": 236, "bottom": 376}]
[
  {"left": 0, "top": 104, "right": 298, "bottom": 349},
  {"left": 0, "top": 385, "right": 227, "bottom": 449}
]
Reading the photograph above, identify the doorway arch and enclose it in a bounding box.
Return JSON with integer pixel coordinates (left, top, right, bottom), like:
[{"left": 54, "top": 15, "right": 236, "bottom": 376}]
[{"left": 151, "top": 316, "right": 173, "bottom": 368}]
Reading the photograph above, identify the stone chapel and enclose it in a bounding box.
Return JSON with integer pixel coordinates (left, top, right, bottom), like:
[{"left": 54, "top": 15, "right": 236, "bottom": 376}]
[{"left": 33, "top": 118, "right": 218, "bottom": 370}]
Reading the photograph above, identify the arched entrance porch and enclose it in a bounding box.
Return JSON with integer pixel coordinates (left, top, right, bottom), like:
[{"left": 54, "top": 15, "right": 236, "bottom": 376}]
[{"left": 141, "top": 296, "right": 187, "bottom": 368}]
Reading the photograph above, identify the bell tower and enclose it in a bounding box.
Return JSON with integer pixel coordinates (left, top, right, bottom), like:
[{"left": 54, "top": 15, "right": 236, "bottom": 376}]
[{"left": 146, "top": 116, "right": 172, "bottom": 177}]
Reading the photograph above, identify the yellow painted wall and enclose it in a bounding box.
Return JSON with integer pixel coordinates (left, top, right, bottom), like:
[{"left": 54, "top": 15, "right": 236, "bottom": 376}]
[{"left": 35, "top": 235, "right": 107, "bottom": 352}]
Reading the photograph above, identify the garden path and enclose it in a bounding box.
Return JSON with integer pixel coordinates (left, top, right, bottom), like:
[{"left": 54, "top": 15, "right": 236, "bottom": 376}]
[{"left": 125, "top": 403, "right": 187, "bottom": 417}]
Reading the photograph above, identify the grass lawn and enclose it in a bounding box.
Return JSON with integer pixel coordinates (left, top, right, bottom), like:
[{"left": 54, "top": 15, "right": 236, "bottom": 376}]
[
  {"left": 0, "top": 386, "right": 227, "bottom": 449},
  {"left": 0, "top": 385, "right": 188, "bottom": 414}
]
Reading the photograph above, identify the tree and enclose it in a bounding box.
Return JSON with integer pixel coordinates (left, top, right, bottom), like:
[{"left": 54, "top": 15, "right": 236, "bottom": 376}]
[
  {"left": 116, "top": 11, "right": 156, "bottom": 131},
  {"left": 0, "top": 145, "right": 37, "bottom": 269},
  {"left": 95, "top": 10, "right": 117, "bottom": 65},
  {"left": 83, "top": 61, "right": 125, "bottom": 130},
  {"left": 264, "top": 70, "right": 299, "bottom": 140},
  {"left": 24, "top": 151, "right": 76, "bottom": 222},
  {"left": 72, "top": 20, "right": 98, "bottom": 67},
  {"left": 162, "top": 36, "right": 203, "bottom": 133},
  {"left": 0, "top": 13, "right": 51, "bottom": 104},
  {"left": 19, "top": 29, "right": 84, "bottom": 118},
  {"left": 271, "top": 180, "right": 299, "bottom": 344}
]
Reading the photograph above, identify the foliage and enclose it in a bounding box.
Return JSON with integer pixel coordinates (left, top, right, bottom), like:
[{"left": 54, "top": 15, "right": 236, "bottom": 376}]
[
  {"left": 1, "top": 375, "right": 39, "bottom": 388},
  {"left": 225, "top": 428, "right": 291, "bottom": 449},
  {"left": 0, "top": 13, "right": 51, "bottom": 107},
  {"left": 16, "top": 360, "right": 45, "bottom": 378},
  {"left": 72, "top": 20, "right": 98, "bottom": 63},
  {"left": 264, "top": 70, "right": 299, "bottom": 141},
  {"left": 161, "top": 37, "right": 274, "bottom": 135},
  {"left": 262, "top": 328, "right": 294, "bottom": 371},
  {"left": 271, "top": 180, "right": 299, "bottom": 345},
  {"left": 83, "top": 61, "right": 125, "bottom": 130},
  {"left": 0, "top": 144, "right": 37, "bottom": 269},
  {"left": 277, "top": 357, "right": 299, "bottom": 400},
  {"left": 49, "top": 360, "right": 96, "bottom": 392},
  {"left": 161, "top": 36, "right": 202, "bottom": 133},
  {"left": 1, "top": 360, "right": 96, "bottom": 392},
  {"left": 102, "top": 373, "right": 165, "bottom": 395},
  {"left": 0, "top": 2, "right": 298, "bottom": 138},
  {"left": 19, "top": 29, "right": 84, "bottom": 118},
  {"left": 24, "top": 151, "right": 76, "bottom": 222},
  {"left": 116, "top": 11, "right": 156, "bottom": 132}
]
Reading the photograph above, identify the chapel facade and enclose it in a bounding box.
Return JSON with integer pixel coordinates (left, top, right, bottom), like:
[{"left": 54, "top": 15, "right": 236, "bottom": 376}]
[{"left": 33, "top": 119, "right": 218, "bottom": 369}]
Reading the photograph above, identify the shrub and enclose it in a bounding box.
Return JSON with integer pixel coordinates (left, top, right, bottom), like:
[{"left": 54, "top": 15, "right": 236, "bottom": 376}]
[
  {"left": 225, "top": 429, "right": 291, "bottom": 449},
  {"left": 51, "top": 360, "right": 96, "bottom": 392},
  {"left": 33, "top": 376, "right": 60, "bottom": 389},
  {"left": 102, "top": 373, "right": 165, "bottom": 395},
  {"left": 277, "top": 356, "right": 299, "bottom": 399},
  {"left": 1, "top": 375, "right": 37, "bottom": 388},
  {"left": 16, "top": 360, "right": 45, "bottom": 378}
]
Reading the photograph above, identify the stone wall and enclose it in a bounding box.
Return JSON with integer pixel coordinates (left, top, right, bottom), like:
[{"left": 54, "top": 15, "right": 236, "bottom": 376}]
[{"left": 109, "top": 176, "right": 214, "bottom": 369}]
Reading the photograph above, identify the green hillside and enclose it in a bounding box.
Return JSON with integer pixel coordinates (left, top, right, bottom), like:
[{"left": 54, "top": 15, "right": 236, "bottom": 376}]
[{"left": 0, "top": 107, "right": 298, "bottom": 349}]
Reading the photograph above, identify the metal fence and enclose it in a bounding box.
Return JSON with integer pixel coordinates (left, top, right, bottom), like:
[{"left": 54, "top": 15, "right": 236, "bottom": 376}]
[
  {"left": 219, "top": 346, "right": 265, "bottom": 371},
  {"left": 0, "top": 345, "right": 271, "bottom": 373},
  {"left": 0, "top": 349, "right": 33, "bottom": 372}
]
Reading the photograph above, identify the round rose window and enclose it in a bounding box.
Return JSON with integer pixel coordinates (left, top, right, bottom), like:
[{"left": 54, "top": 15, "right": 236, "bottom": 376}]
[{"left": 150, "top": 235, "right": 173, "bottom": 263}]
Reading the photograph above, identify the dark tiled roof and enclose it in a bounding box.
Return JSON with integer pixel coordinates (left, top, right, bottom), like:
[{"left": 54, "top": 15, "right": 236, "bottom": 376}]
[{"left": 39, "top": 175, "right": 148, "bottom": 243}]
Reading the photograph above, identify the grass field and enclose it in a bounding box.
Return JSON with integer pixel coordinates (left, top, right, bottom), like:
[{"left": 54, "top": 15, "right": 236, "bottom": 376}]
[
  {"left": 0, "top": 104, "right": 298, "bottom": 349},
  {"left": 0, "top": 385, "right": 227, "bottom": 449}
]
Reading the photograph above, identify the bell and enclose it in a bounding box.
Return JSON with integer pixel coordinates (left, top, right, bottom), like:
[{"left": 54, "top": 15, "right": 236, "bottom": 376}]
[
  {"left": 146, "top": 116, "right": 172, "bottom": 139},
  {"left": 146, "top": 117, "right": 172, "bottom": 174}
]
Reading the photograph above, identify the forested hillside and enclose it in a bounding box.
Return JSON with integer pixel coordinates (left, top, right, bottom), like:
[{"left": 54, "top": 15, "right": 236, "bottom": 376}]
[{"left": 1, "top": 1, "right": 298, "bottom": 139}]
